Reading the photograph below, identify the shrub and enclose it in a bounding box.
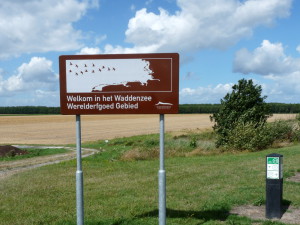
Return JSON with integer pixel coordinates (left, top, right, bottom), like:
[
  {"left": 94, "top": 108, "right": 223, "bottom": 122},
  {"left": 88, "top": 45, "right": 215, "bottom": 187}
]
[
  {"left": 297, "top": 114, "right": 300, "bottom": 123},
  {"left": 267, "top": 120, "right": 294, "bottom": 142},
  {"left": 210, "top": 79, "right": 272, "bottom": 148},
  {"left": 223, "top": 120, "right": 273, "bottom": 151},
  {"left": 223, "top": 119, "right": 300, "bottom": 151}
]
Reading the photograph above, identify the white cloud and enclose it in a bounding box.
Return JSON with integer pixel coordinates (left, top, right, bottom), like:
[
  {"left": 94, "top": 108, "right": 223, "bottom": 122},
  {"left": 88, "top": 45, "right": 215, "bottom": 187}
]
[
  {"left": 233, "top": 40, "right": 300, "bottom": 76},
  {"left": 103, "top": 0, "right": 292, "bottom": 54},
  {"left": 179, "top": 78, "right": 300, "bottom": 104},
  {"left": 0, "top": 89, "right": 60, "bottom": 106},
  {"left": 233, "top": 40, "right": 300, "bottom": 102},
  {"left": 0, "top": 0, "right": 98, "bottom": 59},
  {"left": 180, "top": 83, "right": 233, "bottom": 103},
  {"left": 0, "top": 57, "right": 58, "bottom": 96},
  {"left": 261, "top": 75, "right": 300, "bottom": 103},
  {"left": 76, "top": 47, "right": 102, "bottom": 55},
  {"left": 263, "top": 73, "right": 299, "bottom": 103},
  {"left": 297, "top": 45, "right": 300, "bottom": 53}
]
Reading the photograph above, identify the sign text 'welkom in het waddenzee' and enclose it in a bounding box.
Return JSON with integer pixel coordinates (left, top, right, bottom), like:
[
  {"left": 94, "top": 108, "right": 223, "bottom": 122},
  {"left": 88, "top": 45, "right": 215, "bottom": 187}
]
[{"left": 59, "top": 53, "right": 179, "bottom": 114}]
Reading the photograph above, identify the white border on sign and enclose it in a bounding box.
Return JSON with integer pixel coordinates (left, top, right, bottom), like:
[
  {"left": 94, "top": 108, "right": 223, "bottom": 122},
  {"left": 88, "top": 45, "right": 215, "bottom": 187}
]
[{"left": 66, "top": 58, "right": 173, "bottom": 93}]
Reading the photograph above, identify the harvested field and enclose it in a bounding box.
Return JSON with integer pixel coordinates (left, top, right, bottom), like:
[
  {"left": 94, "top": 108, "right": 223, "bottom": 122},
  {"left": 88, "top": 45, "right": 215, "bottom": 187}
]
[{"left": 0, "top": 114, "right": 297, "bottom": 145}]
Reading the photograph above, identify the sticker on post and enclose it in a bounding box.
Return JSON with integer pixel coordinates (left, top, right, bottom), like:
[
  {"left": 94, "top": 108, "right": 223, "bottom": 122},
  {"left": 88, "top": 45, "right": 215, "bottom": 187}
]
[
  {"left": 267, "top": 171, "right": 279, "bottom": 179},
  {"left": 267, "top": 157, "right": 280, "bottom": 179}
]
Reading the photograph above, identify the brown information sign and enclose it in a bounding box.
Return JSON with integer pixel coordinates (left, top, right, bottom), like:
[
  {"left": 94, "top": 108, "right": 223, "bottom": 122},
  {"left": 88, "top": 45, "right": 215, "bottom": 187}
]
[{"left": 59, "top": 53, "right": 179, "bottom": 114}]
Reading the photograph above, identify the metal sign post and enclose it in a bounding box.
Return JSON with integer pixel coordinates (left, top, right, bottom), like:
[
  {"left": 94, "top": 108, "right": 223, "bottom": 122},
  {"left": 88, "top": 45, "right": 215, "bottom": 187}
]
[
  {"left": 159, "top": 114, "right": 166, "bottom": 225},
  {"left": 59, "top": 53, "right": 179, "bottom": 225},
  {"left": 76, "top": 115, "right": 84, "bottom": 225}
]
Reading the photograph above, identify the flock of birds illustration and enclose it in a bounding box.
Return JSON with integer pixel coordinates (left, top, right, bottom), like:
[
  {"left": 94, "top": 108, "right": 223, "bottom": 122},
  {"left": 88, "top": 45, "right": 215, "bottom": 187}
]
[{"left": 68, "top": 62, "right": 116, "bottom": 75}]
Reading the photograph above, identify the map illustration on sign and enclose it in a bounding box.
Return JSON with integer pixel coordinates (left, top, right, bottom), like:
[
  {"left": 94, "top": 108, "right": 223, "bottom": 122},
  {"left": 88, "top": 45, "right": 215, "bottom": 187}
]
[
  {"left": 59, "top": 53, "right": 179, "bottom": 114},
  {"left": 66, "top": 59, "right": 167, "bottom": 93}
]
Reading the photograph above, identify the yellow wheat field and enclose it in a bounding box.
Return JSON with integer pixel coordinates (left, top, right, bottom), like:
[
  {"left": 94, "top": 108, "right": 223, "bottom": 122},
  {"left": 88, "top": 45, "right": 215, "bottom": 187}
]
[{"left": 0, "top": 114, "right": 296, "bottom": 145}]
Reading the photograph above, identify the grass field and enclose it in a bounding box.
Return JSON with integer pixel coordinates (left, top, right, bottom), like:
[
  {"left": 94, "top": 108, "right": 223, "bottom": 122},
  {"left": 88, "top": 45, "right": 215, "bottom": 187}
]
[
  {"left": 0, "top": 114, "right": 296, "bottom": 145},
  {"left": 1, "top": 143, "right": 300, "bottom": 224},
  {"left": 0, "top": 114, "right": 299, "bottom": 224}
]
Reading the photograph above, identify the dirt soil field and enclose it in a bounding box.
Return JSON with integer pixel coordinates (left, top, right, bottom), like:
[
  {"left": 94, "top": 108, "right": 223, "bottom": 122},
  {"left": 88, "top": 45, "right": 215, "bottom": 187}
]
[
  {"left": 0, "top": 145, "right": 28, "bottom": 157},
  {"left": 0, "top": 114, "right": 296, "bottom": 145}
]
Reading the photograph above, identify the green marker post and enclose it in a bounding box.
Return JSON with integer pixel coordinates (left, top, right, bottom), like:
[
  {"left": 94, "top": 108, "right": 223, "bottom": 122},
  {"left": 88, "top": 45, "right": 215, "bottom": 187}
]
[{"left": 266, "top": 153, "right": 283, "bottom": 219}]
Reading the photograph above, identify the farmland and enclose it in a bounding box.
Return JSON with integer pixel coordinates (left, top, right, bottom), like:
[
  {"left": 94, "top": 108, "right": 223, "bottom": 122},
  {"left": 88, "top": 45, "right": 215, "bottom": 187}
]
[{"left": 0, "top": 114, "right": 296, "bottom": 145}]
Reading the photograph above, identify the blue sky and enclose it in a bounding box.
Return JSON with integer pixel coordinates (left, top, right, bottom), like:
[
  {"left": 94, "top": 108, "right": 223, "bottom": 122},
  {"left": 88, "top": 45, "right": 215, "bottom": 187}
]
[{"left": 0, "top": 0, "right": 299, "bottom": 106}]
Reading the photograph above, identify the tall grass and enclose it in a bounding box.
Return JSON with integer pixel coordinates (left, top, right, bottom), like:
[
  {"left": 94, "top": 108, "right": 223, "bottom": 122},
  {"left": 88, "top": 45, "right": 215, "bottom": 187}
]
[{"left": 81, "top": 129, "right": 218, "bottom": 162}]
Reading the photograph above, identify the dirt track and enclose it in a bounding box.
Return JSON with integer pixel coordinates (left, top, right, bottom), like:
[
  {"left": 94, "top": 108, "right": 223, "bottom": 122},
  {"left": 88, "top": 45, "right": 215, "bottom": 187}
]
[
  {"left": 0, "top": 146, "right": 97, "bottom": 179},
  {"left": 0, "top": 114, "right": 296, "bottom": 145}
]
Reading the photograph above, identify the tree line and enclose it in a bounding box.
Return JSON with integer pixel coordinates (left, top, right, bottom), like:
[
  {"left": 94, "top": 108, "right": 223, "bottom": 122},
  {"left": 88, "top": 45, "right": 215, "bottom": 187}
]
[
  {"left": 0, "top": 106, "right": 60, "bottom": 114},
  {"left": 180, "top": 103, "right": 300, "bottom": 114},
  {"left": 0, "top": 103, "right": 300, "bottom": 114}
]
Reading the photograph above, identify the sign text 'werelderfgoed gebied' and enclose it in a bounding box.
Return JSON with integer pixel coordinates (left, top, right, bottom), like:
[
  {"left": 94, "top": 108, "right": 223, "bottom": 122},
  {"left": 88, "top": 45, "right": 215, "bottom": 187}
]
[{"left": 59, "top": 53, "right": 179, "bottom": 114}]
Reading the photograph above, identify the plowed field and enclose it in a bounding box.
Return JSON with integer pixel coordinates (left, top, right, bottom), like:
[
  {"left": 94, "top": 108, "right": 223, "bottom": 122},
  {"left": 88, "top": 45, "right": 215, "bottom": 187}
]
[{"left": 0, "top": 114, "right": 296, "bottom": 145}]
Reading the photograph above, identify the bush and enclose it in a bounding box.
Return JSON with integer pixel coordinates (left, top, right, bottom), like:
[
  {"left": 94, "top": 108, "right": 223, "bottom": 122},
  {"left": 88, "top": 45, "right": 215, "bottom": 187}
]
[
  {"left": 267, "top": 120, "right": 294, "bottom": 142},
  {"left": 223, "top": 119, "right": 300, "bottom": 151},
  {"left": 210, "top": 79, "right": 272, "bottom": 148},
  {"left": 297, "top": 114, "right": 300, "bottom": 123},
  {"left": 223, "top": 120, "right": 273, "bottom": 151}
]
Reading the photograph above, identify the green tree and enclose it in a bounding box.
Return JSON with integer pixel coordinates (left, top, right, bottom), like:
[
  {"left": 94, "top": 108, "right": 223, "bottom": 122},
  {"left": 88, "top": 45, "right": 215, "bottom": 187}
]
[{"left": 210, "top": 79, "right": 272, "bottom": 148}]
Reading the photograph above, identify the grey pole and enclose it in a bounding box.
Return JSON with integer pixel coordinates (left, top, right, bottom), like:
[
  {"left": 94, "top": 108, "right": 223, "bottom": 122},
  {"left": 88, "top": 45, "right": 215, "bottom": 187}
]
[
  {"left": 76, "top": 115, "right": 84, "bottom": 225},
  {"left": 159, "top": 114, "right": 166, "bottom": 225}
]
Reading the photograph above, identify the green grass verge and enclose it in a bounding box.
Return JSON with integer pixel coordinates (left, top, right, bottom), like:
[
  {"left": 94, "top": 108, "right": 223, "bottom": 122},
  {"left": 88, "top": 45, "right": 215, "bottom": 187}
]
[
  {"left": 1, "top": 141, "right": 300, "bottom": 224},
  {"left": 0, "top": 148, "right": 69, "bottom": 161}
]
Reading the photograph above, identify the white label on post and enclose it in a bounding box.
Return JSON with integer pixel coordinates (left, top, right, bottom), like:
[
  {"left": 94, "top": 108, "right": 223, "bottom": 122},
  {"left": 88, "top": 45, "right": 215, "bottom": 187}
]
[
  {"left": 267, "top": 171, "right": 279, "bottom": 179},
  {"left": 267, "top": 164, "right": 279, "bottom": 171}
]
